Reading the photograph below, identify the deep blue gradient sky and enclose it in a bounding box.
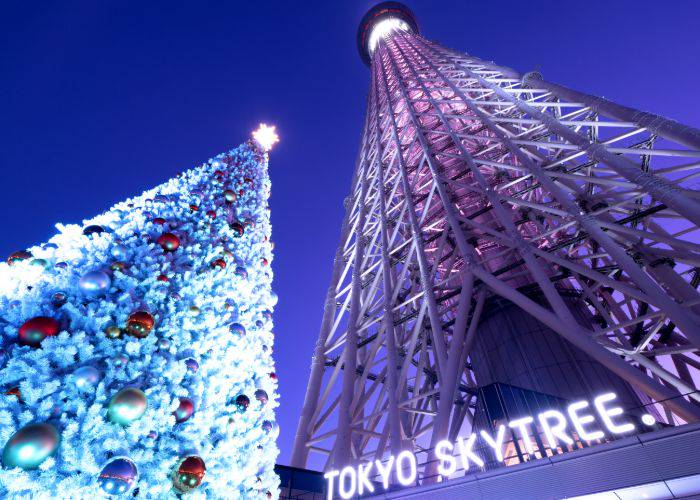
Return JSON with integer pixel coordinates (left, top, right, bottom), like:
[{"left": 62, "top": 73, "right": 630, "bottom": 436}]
[{"left": 2, "top": 1, "right": 699, "bottom": 467}]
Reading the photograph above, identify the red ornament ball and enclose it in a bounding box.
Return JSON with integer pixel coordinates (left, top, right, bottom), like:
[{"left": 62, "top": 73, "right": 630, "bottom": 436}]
[
  {"left": 7, "top": 250, "right": 32, "bottom": 266},
  {"left": 173, "top": 397, "right": 195, "bottom": 423},
  {"left": 152, "top": 217, "right": 166, "bottom": 226},
  {"left": 210, "top": 258, "right": 226, "bottom": 270},
  {"left": 5, "top": 386, "right": 22, "bottom": 401},
  {"left": 157, "top": 233, "right": 180, "bottom": 252},
  {"left": 19, "top": 317, "right": 60, "bottom": 348},
  {"left": 172, "top": 456, "right": 206, "bottom": 493},
  {"left": 126, "top": 311, "right": 155, "bottom": 338},
  {"left": 157, "top": 274, "right": 169, "bottom": 282},
  {"left": 206, "top": 210, "right": 217, "bottom": 220},
  {"left": 229, "top": 222, "right": 244, "bottom": 237},
  {"left": 235, "top": 394, "right": 250, "bottom": 412},
  {"left": 189, "top": 204, "right": 199, "bottom": 212}
]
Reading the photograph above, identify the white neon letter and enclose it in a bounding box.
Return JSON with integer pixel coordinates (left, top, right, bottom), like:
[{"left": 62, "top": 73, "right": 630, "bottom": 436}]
[
  {"left": 395, "top": 450, "right": 417, "bottom": 486},
  {"left": 594, "top": 392, "right": 635, "bottom": 434},
  {"left": 568, "top": 400, "right": 604, "bottom": 441},
  {"left": 358, "top": 461, "right": 375, "bottom": 495},
  {"left": 435, "top": 439, "right": 457, "bottom": 477},
  {"left": 375, "top": 455, "right": 395, "bottom": 490},
  {"left": 480, "top": 424, "right": 506, "bottom": 462},
  {"left": 324, "top": 470, "right": 339, "bottom": 500},
  {"left": 456, "top": 433, "right": 484, "bottom": 471},
  {"left": 538, "top": 410, "right": 574, "bottom": 448},
  {"left": 508, "top": 416, "right": 535, "bottom": 454},
  {"left": 338, "top": 466, "right": 356, "bottom": 499}
]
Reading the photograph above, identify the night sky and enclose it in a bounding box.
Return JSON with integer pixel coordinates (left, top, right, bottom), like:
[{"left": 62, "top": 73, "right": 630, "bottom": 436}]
[{"left": 2, "top": 0, "right": 699, "bottom": 467}]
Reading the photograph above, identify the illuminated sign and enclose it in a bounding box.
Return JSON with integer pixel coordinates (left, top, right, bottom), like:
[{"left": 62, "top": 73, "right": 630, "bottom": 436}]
[{"left": 324, "top": 392, "right": 654, "bottom": 499}]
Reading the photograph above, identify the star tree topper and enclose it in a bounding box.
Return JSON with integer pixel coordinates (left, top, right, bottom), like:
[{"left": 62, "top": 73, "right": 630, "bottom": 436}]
[{"left": 252, "top": 124, "right": 279, "bottom": 152}]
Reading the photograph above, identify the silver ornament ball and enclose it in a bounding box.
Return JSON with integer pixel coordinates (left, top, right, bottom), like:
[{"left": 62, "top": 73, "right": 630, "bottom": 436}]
[
  {"left": 73, "top": 366, "right": 101, "bottom": 391},
  {"left": 79, "top": 270, "right": 111, "bottom": 296},
  {"left": 110, "top": 244, "right": 129, "bottom": 261}
]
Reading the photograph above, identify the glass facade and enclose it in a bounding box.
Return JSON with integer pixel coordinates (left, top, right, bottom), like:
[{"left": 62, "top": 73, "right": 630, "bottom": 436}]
[{"left": 276, "top": 464, "right": 326, "bottom": 499}]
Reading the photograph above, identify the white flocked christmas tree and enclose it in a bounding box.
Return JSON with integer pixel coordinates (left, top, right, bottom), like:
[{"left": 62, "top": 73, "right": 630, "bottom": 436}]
[{"left": 0, "top": 129, "right": 280, "bottom": 498}]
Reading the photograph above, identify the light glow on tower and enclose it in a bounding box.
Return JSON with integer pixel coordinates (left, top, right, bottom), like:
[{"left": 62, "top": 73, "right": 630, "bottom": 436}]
[
  {"left": 367, "top": 18, "right": 409, "bottom": 54},
  {"left": 252, "top": 123, "right": 279, "bottom": 151}
]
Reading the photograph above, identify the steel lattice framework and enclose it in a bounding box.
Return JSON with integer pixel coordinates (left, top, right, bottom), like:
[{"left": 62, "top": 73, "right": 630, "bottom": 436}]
[{"left": 292, "top": 3, "right": 700, "bottom": 477}]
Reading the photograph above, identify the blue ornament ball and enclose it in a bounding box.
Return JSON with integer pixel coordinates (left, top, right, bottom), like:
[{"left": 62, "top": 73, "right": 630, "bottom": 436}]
[
  {"left": 254, "top": 389, "right": 268, "bottom": 405},
  {"left": 83, "top": 225, "right": 104, "bottom": 236},
  {"left": 184, "top": 358, "right": 199, "bottom": 373},
  {"left": 98, "top": 457, "right": 138, "bottom": 496},
  {"left": 73, "top": 366, "right": 101, "bottom": 392},
  {"left": 30, "top": 258, "right": 48, "bottom": 269},
  {"left": 52, "top": 291, "right": 68, "bottom": 308},
  {"left": 229, "top": 323, "right": 246, "bottom": 336},
  {"left": 78, "top": 270, "right": 111, "bottom": 296}
]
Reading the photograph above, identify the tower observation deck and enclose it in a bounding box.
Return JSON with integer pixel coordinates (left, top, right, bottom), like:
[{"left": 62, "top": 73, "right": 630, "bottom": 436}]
[{"left": 292, "top": 1, "right": 700, "bottom": 489}]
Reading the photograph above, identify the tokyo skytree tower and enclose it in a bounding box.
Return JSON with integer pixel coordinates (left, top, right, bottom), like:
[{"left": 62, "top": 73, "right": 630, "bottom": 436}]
[{"left": 292, "top": 1, "right": 700, "bottom": 477}]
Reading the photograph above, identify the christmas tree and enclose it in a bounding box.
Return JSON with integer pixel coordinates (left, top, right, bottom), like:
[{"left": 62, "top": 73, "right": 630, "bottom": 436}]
[{"left": 0, "top": 127, "right": 280, "bottom": 498}]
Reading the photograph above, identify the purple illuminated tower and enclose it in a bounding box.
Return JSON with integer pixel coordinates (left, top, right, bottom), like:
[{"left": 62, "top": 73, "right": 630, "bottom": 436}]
[{"left": 292, "top": 1, "right": 700, "bottom": 479}]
